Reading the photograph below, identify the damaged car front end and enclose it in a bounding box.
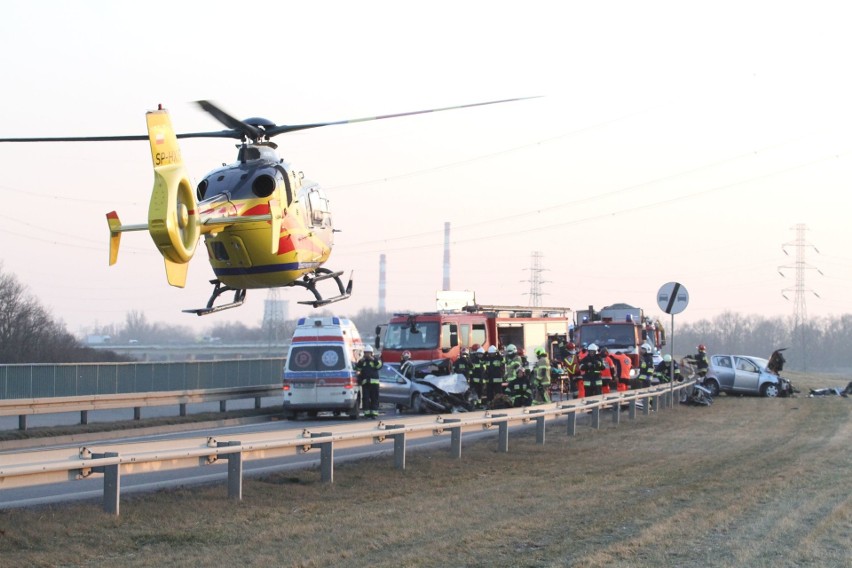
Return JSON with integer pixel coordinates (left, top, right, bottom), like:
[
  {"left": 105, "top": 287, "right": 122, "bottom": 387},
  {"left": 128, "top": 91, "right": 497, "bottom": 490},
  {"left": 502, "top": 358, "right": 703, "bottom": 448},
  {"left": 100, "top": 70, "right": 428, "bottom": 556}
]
[{"left": 379, "top": 360, "right": 478, "bottom": 413}]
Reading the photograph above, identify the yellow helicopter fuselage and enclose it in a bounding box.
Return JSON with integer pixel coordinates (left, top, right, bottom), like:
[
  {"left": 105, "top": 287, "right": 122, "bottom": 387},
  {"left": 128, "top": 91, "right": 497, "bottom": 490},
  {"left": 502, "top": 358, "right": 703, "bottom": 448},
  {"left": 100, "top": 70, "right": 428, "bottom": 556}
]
[{"left": 200, "top": 181, "right": 334, "bottom": 290}]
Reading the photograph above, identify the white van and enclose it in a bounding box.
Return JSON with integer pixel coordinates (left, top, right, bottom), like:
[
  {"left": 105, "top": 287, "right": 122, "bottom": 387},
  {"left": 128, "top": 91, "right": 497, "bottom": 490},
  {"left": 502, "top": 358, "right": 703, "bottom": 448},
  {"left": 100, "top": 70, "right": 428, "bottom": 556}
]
[{"left": 282, "top": 316, "right": 364, "bottom": 419}]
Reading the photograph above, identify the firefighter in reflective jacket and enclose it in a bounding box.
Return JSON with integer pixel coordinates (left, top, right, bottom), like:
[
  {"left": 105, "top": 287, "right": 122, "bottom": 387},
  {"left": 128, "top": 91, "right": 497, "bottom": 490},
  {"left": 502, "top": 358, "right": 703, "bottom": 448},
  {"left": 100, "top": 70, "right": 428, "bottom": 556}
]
[
  {"left": 533, "top": 348, "right": 552, "bottom": 404},
  {"left": 636, "top": 343, "right": 655, "bottom": 389},
  {"left": 483, "top": 345, "right": 505, "bottom": 404},
  {"left": 562, "top": 342, "right": 581, "bottom": 398},
  {"left": 469, "top": 345, "right": 486, "bottom": 405},
  {"left": 613, "top": 350, "right": 632, "bottom": 391},
  {"left": 505, "top": 344, "right": 532, "bottom": 407},
  {"left": 599, "top": 347, "right": 616, "bottom": 394},
  {"left": 685, "top": 344, "right": 709, "bottom": 378},
  {"left": 454, "top": 347, "right": 474, "bottom": 386},
  {"left": 580, "top": 344, "right": 604, "bottom": 396},
  {"left": 654, "top": 354, "right": 683, "bottom": 383},
  {"left": 355, "top": 345, "right": 383, "bottom": 418}
]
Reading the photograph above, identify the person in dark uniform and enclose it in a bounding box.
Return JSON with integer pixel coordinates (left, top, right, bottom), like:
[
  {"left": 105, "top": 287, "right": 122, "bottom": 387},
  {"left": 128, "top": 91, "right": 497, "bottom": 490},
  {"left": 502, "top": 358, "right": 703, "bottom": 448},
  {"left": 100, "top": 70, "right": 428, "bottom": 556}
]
[
  {"left": 355, "top": 345, "right": 383, "bottom": 418},
  {"left": 579, "top": 343, "right": 604, "bottom": 396}
]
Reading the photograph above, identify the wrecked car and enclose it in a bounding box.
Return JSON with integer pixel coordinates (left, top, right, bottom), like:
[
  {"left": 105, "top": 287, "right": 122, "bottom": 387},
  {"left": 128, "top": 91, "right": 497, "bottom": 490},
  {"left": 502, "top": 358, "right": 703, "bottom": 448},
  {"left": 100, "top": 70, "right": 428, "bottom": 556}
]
[
  {"left": 704, "top": 353, "right": 795, "bottom": 398},
  {"left": 378, "top": 359, "right": 477, "bottom": 413}
]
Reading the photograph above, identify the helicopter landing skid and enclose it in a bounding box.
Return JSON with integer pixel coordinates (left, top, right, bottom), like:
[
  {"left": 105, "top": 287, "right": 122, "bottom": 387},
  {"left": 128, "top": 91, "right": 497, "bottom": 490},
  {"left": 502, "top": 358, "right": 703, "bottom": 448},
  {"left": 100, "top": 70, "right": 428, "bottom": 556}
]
[
  {"left": 295, "top": 268, "right": 354, "bottom": 308},
  {"left": 183, "top": 280, "right": 247, "bottom": 316}
]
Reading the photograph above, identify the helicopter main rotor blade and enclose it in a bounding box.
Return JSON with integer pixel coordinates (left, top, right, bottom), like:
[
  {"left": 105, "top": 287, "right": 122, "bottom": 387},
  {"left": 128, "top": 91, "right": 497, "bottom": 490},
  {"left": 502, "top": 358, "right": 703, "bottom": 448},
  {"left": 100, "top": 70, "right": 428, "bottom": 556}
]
[
  {"left": 195, "top": 100, "right": 264, "bottom": 140},
  {"left": 0, "top": 96, "right": 540, "bottom": 143},
  {"left": 0, "top": 130, "right": 244, "bottom": 143},
  {"left": 264, "top": 96, "right": 541, "bottom": 137}
]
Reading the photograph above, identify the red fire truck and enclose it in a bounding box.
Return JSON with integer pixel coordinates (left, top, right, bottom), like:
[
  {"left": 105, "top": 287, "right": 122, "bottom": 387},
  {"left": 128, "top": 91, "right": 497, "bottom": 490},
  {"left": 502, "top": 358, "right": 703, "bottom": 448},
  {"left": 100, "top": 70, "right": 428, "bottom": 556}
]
[
  {"left": 377, "top": 304, "right": 572, "bottom": 365},
  {"left": 571, "top": 303, "right": 666, "bottom": 375}
]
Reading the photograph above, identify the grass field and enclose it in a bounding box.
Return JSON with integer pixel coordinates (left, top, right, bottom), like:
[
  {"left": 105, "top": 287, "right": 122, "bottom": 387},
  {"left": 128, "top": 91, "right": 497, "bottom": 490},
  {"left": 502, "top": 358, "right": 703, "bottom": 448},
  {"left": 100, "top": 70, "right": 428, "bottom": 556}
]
[{"left": 1, "top": 373, "right": 850, "bottom": 567}]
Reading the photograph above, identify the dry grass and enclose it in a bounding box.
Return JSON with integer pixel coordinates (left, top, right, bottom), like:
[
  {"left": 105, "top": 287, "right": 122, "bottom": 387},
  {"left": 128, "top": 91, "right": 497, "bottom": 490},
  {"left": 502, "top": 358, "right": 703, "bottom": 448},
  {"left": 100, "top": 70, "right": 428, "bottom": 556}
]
[{"left": 1, "top": 373, "right": 850, "bottom": 567}]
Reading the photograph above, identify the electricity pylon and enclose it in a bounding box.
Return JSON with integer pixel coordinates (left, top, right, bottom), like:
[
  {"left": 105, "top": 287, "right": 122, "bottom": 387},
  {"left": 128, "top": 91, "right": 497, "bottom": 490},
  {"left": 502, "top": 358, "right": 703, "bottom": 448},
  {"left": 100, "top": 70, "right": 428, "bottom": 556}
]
[{"left": 778, "top": 223, "right": 821, "bottom": 370}]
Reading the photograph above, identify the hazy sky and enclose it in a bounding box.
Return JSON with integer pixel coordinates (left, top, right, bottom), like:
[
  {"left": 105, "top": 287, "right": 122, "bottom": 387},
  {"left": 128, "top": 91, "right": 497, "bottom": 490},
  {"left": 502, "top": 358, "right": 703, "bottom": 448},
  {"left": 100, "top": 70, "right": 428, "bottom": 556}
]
[{"left": 1, "top": 1, "right": 850, "bottom": 336}]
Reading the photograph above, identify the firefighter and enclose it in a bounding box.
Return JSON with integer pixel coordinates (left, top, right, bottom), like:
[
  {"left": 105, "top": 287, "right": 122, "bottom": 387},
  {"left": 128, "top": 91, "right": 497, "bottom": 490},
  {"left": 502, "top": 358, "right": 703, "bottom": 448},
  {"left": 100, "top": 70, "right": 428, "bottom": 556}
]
[
  {"left": 654, "top": 354, "right": 683, "bottom": 384},
  {"left": 504, "top": 344, "right": 532, "bottom": 407},
  {"left": 454, "top": 347, "right": 474, "bottom": 386},
  {"left": 599, "top": 347, "right": 616, "bottom": 394},
  {"left": 355, "top": 345, "right": 383, "bottom": 418},
  {"left": 580, "top": 343, "right": 604, "bottom": 396},
  {"left": 533, "top": 347, "right": 552, "bottom": 404},
  {"left": 562, "top": 341, "right": 581, "bottom": 398},
  {"left": 483, "top": 345, "right": 505, "bottom": 405},
  {"left": 685, "top": 344, "right": 709, "bottom": 378},
  {"left": 399, "top": 350, "right": 414, "bottom": 380},
  {"left": 636, "top": 343, "right": 655, "bottom": 389},
  {"left": 613, "top": 350, "right": 632, "bottom": 391},
  {"left": 469, "top": 345, "right": 486, "bottom": 405}
]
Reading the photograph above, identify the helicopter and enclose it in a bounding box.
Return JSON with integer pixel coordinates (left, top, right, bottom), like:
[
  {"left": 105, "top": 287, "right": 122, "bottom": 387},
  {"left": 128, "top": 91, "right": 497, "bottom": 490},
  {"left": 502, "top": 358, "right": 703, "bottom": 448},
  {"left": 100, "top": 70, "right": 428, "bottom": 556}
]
[{"left": 1, "top": 97, "right": 534, "bottom": 315}]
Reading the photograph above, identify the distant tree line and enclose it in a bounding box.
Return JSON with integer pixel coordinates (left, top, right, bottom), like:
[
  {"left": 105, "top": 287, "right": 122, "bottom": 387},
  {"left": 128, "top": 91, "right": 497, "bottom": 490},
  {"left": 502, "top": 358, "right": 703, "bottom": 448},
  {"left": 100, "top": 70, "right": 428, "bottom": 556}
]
[
  {"left": 670, "top": 312, "right": 852, "bottom": 373},
  {"left": 0, "top": 266, "right": 130, "bottom": 363}
]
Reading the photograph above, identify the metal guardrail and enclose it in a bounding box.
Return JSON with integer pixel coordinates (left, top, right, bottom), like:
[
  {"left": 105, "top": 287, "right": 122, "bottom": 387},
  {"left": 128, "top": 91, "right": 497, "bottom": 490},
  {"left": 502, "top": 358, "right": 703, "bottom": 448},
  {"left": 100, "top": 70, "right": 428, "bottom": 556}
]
[
  {"left": 0, "top": 358, "right": 286, "bottom": 399},
  {"left": 0, "top": 382, "right": 692, "bottom": 515},
  {"left": 0, "top": 385, "right": 283, "bottom": 430},
  {"left": 0, "top": 358, "right": 286, "bottom": 430}
]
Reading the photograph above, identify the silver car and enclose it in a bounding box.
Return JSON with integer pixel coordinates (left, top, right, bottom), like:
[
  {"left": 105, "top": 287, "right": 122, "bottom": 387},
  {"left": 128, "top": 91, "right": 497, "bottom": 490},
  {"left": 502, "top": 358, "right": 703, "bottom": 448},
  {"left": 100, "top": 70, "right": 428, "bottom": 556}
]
[
  {"left": 704, "top": 354, "right": 794, "bottom": 398},
  {"left": 378, "top": 360, "right": 475, "bottom": 413}
]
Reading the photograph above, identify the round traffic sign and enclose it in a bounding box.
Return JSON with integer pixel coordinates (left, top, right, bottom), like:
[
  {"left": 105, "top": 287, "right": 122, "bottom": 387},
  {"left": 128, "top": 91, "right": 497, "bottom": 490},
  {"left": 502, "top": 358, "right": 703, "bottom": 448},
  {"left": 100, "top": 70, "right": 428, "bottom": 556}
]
[{"left": 657, "top": 282, "right": 689, "bottom": 314}]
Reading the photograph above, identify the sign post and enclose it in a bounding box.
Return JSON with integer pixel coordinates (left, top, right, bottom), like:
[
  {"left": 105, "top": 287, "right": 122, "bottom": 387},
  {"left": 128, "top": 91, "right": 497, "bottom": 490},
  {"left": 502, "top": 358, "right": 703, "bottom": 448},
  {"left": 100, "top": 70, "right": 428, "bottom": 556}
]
[{"left": 657, "top": 282, "right": 689, "bottom": 406}]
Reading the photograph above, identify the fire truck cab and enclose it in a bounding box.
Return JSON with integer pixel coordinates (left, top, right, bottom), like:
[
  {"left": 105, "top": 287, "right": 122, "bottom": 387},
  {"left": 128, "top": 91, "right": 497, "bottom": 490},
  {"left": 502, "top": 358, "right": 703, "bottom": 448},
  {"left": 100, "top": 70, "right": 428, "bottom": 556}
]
[
  {"left": 572, "top": 303, "right": 665, "bottom": 376},
  {"left": 378, "top": 304, "right": 572, "bottom": 365}
]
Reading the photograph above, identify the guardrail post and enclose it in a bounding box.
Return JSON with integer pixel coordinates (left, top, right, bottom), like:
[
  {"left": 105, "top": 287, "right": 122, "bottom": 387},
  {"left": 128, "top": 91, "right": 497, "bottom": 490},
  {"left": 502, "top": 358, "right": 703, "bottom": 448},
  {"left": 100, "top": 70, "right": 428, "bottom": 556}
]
[
  {"left": 494, "top": 414, "right": 509, "bottom": 452},
  {"left": 180, "top": 403, "right": 187, "bottom": 417},
  {"left": 565, "top": 409, "right": 577, "bottom": 437},
  {"left": 643, "top": 395, "right": 651, "bottom": 415},
  {"left": 80, "top": 410, "right": 89, "bottom": 425},
  {"left": 444, "top": 419, "right": 462, "bottom": 459},
  {"left": 311, "top": 433, "right": 334, "bottom": 483},
  {"left": 591, "top": 407, "right": 600, "bottom": 429},
  {"left": 529, "top": 409, "right": 546, "bottom": 444},
  {"left": 628, "top": 399, "right": 636, "bottom": 420},
  {"left": 91, "top": 451, "right": 121, "bottom": 515},
  {"left": 18, "top": 415, "right": 27, "bottom": 431},
  {"left": 220, "top": 401, "right": 227, "bottom": 412},
  {"left": 218, "top": 441, "right": 242, "bottom": 500},
  {"left": 385, "top": 425, "right": 406, "bottom": 470},
  {"left": 610, "top": 398, "right": 621, "bottom": 425},
  {"left": 254, "top": 397, "right": 262, "bottom": 409},
  {"left": 134, "top": 407, "right": 141, "bottom": 420}
]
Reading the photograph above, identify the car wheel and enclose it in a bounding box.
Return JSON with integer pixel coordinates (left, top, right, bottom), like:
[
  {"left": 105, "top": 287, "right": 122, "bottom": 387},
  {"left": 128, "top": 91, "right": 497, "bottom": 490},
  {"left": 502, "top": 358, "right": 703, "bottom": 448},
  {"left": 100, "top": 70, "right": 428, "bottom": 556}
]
[
  {"left": 411, "top": 393, "right": 423, "bottom": 414},
  {"left": 704, "top": 378, "right": 720, "bottom": 398},
  {"left": 282, "top": 409, "right": 296, "bottom": 420},
  {"left": 308, "top": 410, "right": 319, "bottom": 418},
  {"left": 761, "top": 383, "right": 780, "bottom": 398}
]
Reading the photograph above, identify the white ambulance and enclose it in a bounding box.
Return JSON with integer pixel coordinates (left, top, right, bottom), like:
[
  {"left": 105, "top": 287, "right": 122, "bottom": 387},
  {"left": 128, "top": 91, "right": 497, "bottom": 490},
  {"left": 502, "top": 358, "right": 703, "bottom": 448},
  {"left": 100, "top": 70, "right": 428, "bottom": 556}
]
[{"left": 282, "top": 316, "right": 364, "bottom": 419}]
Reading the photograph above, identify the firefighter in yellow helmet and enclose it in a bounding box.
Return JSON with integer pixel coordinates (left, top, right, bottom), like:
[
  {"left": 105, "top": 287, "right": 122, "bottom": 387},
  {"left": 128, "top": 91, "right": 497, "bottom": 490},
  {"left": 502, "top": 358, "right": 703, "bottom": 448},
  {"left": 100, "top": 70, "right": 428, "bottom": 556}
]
[{"left": 533, "top": 347, "right": 552, "bottom": 403}]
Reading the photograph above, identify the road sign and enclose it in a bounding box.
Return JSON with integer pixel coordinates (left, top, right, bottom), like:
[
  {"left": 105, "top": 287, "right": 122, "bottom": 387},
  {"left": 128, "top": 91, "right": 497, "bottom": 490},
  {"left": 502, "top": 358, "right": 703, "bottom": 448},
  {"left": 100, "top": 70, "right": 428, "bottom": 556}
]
[{"left": 657, "top": 282, "right": 689, "bottom": 315}]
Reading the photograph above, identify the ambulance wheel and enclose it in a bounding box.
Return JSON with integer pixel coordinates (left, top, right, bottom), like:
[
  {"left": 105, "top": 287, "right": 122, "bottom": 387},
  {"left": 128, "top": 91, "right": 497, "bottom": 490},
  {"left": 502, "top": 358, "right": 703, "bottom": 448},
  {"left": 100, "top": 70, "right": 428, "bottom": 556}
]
[{"left": 348, "top": 397, "right": 360, "bottom": 420}]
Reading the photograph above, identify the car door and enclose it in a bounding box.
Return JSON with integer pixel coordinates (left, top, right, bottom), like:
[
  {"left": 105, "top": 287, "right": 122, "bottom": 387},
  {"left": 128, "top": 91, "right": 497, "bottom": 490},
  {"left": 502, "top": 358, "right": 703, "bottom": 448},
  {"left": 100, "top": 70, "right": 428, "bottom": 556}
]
[
  {"left": 378, "top": 364, "right": 409, "bottom": 406},
  {"left": 712, "top": 355, "right": 736, "bottom": 391},
  {"left": 732, "top": 357, "right": 761, "bottom": 394}
]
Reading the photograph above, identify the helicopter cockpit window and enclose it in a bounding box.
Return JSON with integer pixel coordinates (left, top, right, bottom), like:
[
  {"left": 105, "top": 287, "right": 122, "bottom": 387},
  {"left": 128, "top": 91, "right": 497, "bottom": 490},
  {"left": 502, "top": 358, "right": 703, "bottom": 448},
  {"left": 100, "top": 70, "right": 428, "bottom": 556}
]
[{"left": 307, "top": 189, "right": 330, "bottom": 226}]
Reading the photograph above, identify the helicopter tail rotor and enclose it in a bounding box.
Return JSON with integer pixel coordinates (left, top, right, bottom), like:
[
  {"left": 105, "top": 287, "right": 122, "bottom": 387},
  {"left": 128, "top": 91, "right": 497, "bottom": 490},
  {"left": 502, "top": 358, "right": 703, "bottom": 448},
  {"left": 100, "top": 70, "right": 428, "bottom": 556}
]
[{"left": 145, "top": 108, "right": 200, "bottom": 287}]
